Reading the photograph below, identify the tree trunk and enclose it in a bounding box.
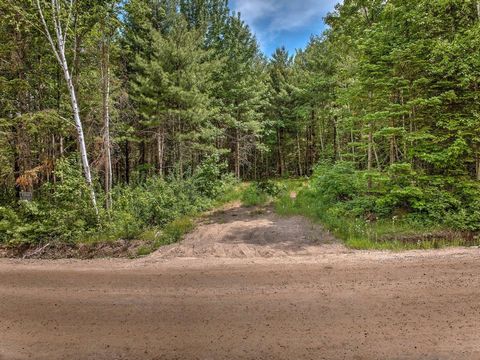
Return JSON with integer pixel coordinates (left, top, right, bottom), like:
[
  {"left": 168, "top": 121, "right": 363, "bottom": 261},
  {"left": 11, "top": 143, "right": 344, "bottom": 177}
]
[
  {"left": 101, "top": 27, "right": 112, "bottom": 210},
  {"left": 476, "top": 152, "right": 480, "bottom": 181},
  {"left": 140, "top": 139, "right": 146, "bottom": 180},
  {"left": 351, "top": 129, "right": 355, "bottom": 160},
  {"left": 333, "top": 116, "right": 338, "bottom": 162},
  {"left": 253, "top": 148, "right": 258, "bottom": 181},
  {"left": 36, "top": 0, "right": 98, "bottom": 215},
  {"left": 390, "top": 136, "right": 396, "bottom": 166},
  {"left": 11, "top": 125, "right": 21, "bottom": 199},
  {"left": 157, "top": 128, "right": 165, "bottom": 177},
  {"left": 319, "top": 120, "right": 325, "bottom": 153},
  {"left": 124, "top": 140, "right": 130, "bottom": 184},
  {"left": 367, "top": 125, "right": 373, "bottom": 190},
  {"left": 373, "top": 143, "right": 380, "bottom": 169},
  {"left": 65, "top": 67, "right": 98, "bottom": 214},
  {"left": 390, "top": 117, "right": 396, "bottom": 166},
  {"left": 296, "top": 131, "right": 303, "bottom": 177},
  {"left": 277, "top": 128, "right": 285, "bottom": 177},
  {"left": 235, "top": 128, "right": 241, "bottom": 179}
]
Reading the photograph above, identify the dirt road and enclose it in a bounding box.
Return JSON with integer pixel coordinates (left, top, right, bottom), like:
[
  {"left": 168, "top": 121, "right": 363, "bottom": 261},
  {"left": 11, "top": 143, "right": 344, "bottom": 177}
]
[{"left": 1, "top": 204, "right": 479, "bottom": 360}]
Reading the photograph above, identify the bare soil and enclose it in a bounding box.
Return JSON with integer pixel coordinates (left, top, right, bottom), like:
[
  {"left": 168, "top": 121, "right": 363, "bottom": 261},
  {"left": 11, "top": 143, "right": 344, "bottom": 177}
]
[
  {"left": 150, "top": 202, "right": 343, "bottom": 260},
  {"left": 1, "top": 203, "right": 479, "bottom": 360},
  {"left": 0, "top": 239, "right": 145, "bottom": 259}
]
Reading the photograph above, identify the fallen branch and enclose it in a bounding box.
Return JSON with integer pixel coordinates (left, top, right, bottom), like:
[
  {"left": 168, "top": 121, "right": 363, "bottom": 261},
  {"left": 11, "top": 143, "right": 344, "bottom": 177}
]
[{"left": 23, "top": 243, "right": 51, "bottom": 259}]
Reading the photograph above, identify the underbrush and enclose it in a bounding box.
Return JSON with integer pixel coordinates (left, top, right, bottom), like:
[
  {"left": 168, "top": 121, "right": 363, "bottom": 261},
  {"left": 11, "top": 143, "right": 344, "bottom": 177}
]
[
  {"left": 274, "top": 162, "right": 480, "bottom": 250},
  {"left": 241, "top": 180, "right": 283, "bottom": 207},
  {"left": 0, "top": 156, "right": 238, "bottom": 254}
]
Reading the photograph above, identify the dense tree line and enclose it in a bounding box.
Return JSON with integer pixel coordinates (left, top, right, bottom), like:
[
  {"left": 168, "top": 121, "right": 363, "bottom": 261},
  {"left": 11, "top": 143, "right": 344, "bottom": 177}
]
[
  {"left": 2, "top": 0, "right": 480, "bottom": 243},
  {"left": 1, "top": 0, "right": 268, "bottom": 204}
]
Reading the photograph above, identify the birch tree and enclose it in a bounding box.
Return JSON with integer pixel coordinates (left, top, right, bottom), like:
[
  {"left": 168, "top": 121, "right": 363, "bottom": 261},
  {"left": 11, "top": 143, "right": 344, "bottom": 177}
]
[{"left": 35, "top": 0, "right": 98, "bottom": 214}]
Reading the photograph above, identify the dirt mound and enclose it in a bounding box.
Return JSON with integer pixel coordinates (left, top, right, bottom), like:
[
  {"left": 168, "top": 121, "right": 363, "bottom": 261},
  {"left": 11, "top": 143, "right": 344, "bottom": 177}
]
[{"left": 149, "top": 202, "right": 346, "bottom": 260}]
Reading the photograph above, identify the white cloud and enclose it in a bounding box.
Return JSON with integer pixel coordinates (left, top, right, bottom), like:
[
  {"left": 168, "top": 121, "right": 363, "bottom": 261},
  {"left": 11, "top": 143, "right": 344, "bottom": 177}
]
[
  {"left": 231, "top": 0, "right": 340, "bottom": 52},
  {"left": 233, "top": 0, "right": 339, "bottom": 33}
]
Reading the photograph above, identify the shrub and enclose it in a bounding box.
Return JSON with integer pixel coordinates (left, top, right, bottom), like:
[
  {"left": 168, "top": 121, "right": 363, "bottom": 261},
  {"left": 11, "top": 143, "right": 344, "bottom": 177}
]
[
  {"left": 310, "top": 162, "right": 365, "bottom": 204},
  {"left": 191, "top": 154, "right": 232, "bottom": 198},
  {"left": 254, "top": 180, "right": 282, "bottom": 197},
  {"left": 287, "top": 161, "right": 480, "bottom": 238},
  {"left": 241, "top": 185, "right": 269, "bottom": 207},
  {"left": 0, "top": 158, "right": 98, "bottom": 245},
  {"left": 0, "top": 156, "right": 236, "bottom": 245},
  {"left": 155, "top": 217, "right": 195, "bottom": 247},
  {"left": 0, "top": 206, "right": 20, "bottom": 243},
  {"left": 240, "top": 180, "right": 281, "bottom": 207}
]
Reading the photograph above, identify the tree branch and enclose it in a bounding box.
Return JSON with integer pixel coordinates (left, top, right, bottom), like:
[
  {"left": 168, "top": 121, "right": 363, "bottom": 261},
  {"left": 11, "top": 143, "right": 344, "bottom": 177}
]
[{"left": 35, "top": 0, "right": 62, "bottom": 65}]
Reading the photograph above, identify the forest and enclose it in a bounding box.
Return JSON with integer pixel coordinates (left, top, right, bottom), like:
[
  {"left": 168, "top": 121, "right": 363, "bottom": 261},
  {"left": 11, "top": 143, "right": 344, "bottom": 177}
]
[{"left": 2, "top": 0, "right": 480, "bottom": 249}]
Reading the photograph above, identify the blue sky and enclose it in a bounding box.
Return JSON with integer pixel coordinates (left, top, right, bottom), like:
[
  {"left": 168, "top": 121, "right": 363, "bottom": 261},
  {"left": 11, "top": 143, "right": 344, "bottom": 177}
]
[{"left": 230, "top": 0, "right": 341, "bottom": 56}]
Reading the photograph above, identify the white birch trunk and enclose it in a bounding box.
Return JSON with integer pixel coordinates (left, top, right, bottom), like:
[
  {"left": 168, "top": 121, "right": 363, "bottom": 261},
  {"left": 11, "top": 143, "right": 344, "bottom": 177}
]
[{"left": 36, "top": 0, "right": 98, "bottom": 215}]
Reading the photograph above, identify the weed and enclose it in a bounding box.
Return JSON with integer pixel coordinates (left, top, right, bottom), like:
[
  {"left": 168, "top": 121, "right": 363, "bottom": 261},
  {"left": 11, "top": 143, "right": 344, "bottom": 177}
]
[
  {"left": 241, "top": 185, "right": 269, "bottom": 207},
  {"left": 136, "top": 245, "right": 154, "bottom": 257},
  {"left": 153, "top": 217, "right": 195, "bottom": 248}
]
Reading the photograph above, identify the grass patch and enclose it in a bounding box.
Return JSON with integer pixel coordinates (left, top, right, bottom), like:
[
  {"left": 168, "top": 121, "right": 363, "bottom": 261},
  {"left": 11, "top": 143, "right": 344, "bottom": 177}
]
[
  {"left": 135, "top": 217, "right": 195, "bottom": 256},
  {"left": 345, "top": 237, "right": 472, "bottom": 251},
  {"left": 240, "top": 180, "right": 289, "bottom": 207},
  {"left": 241, "top": 185, "right": 269, "bottom": 207},
  {"left": 136, "top": 245, "right": 153, "bottom": 257},
  {"left": 214, "top": 182, "right": 245, "bottom": 205},
  {"left": 154, "top": 217, "right": 195, "bottom": 247}
]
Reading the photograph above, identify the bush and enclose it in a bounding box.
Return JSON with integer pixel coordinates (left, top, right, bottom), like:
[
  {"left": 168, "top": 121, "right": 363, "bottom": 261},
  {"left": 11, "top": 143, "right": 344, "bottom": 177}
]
[
  {"left": 241, "top": 185, "right": 269, "bottom": 207},
  {"left": 0, "top": 158, "right": 98, "bottom": 245},
  {"left": 191, "top": 154, "right": 233, "bottom": 198},
  {"left": 241, "top": 180, "right": 282, "bottom": 207},
  {"left": 0, "top": 206, "right": 20, "bottom": 243},
  {"left": 155, "top": 217, "right": 195, "bottom": 246},
  {"left": 110, "top": 156, "right": 234, "bottom": 233},
  {"left": 286, "top": 161, "right": 480, "bottom": 239},
  {"left": 0, "top": 156, "right": 236, "bottom": 246},
  {"left": 254, "top": 180, "right": 282, "bottom": 197},
  {"left": 310, "top": 162, "right": 366, "bottom": 204}
]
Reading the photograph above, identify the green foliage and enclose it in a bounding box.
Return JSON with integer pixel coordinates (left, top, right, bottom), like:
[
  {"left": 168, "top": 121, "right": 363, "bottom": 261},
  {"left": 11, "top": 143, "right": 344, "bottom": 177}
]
[
  {"left": 275, "top": 162, "right": 480, "bottom": 249},
  {"left": 135, "top": 216, "right": 195, "bottom": 256},
  {"left": 311, "top": 162, "right": 365, "bottom": 204},
  {"left": 3, "top": 0, "right": 480, "bottom": 253},
  {"left": 0, "top": 206, "right": 20, "bottom": 243},
  {"left": 240, "top": 180, "right": 282, "bottom": 207},
  {"left": 254, "top": 180, "right": 283, "bottom": 197},
  {"left": 191, "top": 155, "right": 233, "bottom": 199},
  {"left": 0, "top": 159, "right": 97, "bottom": 245},
  {"left": 241, "top": 185, "right": 268, "bottom": 207},
  {"left": 1, "top": 157, "right": 235, "bottom": 246},
  {"left": 155, "top": 217, "right": 195, "bottom": 247}
]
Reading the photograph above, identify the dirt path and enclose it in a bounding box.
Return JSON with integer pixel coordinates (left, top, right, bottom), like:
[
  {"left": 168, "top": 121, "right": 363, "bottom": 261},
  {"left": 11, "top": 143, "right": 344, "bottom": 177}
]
[
  {"left": 1, "top": 203, "right": 479, "bottom": 360},
  {"left": 149, "top": 202, "right": 343, "bottom": 260}
]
